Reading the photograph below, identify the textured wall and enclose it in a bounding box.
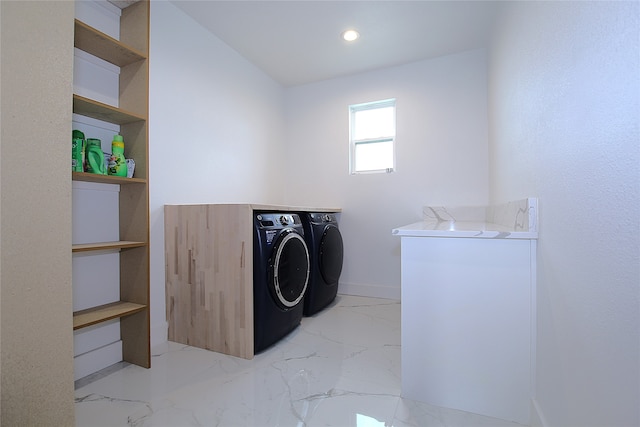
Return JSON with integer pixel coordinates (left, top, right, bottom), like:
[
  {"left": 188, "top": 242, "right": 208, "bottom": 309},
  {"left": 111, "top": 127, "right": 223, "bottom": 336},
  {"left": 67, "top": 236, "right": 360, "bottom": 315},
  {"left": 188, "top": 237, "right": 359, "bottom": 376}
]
[
  {"left": 488, "top": 2, "right": 640, "bottom": 426},
  {"left": 1, "top": 1, "right": 75, "bottom": 424}
]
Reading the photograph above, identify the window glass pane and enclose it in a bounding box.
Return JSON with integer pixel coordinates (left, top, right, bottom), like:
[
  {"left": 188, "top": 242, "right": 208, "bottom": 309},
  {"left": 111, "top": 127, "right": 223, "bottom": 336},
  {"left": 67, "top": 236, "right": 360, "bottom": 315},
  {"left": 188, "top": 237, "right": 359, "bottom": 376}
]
[
  {"left": 353, "top": 106, "right": 395, "bottom": 140},
  {"left": 354, "top": 141, "right": 394, "bottom": 172},
  {"left": 349, "top": 98, "right": 396, "bottom": 174}
]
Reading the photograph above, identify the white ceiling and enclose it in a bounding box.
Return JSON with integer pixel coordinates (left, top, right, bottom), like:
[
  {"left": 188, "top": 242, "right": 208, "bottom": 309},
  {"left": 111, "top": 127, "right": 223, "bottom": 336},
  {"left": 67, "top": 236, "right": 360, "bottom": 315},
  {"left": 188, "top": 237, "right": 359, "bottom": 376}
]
[{"left": 170, "top": 1, "right": 503, "bottom": 87}]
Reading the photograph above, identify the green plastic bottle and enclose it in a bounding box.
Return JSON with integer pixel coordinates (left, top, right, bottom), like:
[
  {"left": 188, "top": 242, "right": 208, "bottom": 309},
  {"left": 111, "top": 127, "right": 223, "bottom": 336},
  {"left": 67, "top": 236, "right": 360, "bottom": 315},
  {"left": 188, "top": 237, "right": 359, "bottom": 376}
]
[
  {"left": 108, "top": 135, "right": 127, "bottom": 177},
  {"left": 72, "top": 130, "right": 84, "bottom": 172},
  {"left": 85, "top": 138, "right": 107, "bottom": 175}
]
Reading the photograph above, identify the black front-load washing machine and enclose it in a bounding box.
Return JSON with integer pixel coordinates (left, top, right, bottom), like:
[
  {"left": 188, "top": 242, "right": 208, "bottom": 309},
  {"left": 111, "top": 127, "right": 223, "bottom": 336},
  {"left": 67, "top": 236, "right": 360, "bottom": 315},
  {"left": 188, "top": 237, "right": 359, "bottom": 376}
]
[
  {"left": 300, "top": 212, "right": 344, "bottom": 316},
  {"left": 253, "top": 212, "right": 310, "bottom": 353}
]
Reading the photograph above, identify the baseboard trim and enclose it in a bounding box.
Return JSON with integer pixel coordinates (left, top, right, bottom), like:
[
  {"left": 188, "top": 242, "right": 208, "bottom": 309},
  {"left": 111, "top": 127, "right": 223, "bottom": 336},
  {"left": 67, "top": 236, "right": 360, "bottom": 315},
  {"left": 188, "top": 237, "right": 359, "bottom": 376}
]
[{"left": 338, "top": 282, "right": 400, "bottom": 300}]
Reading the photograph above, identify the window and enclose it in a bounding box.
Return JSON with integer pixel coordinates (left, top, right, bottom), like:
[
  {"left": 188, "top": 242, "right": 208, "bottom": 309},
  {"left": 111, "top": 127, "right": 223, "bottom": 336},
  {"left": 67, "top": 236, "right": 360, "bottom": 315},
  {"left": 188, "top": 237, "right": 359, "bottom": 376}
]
[{"left": 349, "top": 98, "right": 396, "bottom": 174}]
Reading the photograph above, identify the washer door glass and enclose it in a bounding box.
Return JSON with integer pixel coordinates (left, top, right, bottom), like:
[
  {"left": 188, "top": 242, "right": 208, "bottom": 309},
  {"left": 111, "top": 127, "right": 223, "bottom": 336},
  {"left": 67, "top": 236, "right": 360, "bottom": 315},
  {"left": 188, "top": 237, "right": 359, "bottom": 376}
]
[
  {"left": 319, "top": 225, "right": 344, "bottom": 285},
  {"left": 269, "top": 230, "right": 310, "bottom": 308}
]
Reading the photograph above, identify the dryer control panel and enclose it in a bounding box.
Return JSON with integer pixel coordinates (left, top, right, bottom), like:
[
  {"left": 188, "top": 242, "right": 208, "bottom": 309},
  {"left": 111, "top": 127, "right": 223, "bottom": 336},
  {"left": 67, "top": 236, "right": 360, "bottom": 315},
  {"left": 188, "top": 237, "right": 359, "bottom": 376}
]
[{"left": 307, "top": 212, "right": 339, "bottom": 225}]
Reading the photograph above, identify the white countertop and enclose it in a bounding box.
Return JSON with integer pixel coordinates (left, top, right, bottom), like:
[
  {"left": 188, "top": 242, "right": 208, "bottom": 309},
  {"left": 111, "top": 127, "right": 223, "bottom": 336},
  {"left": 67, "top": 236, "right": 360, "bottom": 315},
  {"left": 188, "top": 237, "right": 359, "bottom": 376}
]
[{"left": 392, "top": 220, "right": 538, "bottom": 239}]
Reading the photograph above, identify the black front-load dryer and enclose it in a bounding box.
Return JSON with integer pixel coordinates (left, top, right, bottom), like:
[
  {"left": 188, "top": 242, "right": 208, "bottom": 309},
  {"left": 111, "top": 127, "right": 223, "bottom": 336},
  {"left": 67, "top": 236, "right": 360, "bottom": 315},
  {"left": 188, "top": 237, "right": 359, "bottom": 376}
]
[
  {"left": 300, "top": 212, "right": 344, "bottom": 316},
  {"left": 253, "top": 212, "right": 310, "bottom": 353}
]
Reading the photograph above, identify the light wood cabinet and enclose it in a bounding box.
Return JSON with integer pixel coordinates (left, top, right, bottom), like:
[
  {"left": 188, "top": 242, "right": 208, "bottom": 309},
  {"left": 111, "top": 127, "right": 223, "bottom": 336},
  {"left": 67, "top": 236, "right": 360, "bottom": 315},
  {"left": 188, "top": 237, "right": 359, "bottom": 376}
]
[
  {"left": 165, "top": 204, "right": 341, "bottom": 360},
  {"left": 72, "top": 0, "right": 150, "bottom": 369}
]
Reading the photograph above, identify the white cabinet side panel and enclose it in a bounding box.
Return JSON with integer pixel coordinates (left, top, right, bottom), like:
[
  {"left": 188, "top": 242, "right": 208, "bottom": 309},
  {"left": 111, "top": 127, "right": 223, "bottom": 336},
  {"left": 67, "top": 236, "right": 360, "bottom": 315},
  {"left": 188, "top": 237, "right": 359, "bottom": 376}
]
[{"left": 401, "top": 236, "right": 531, "bottom": 424}]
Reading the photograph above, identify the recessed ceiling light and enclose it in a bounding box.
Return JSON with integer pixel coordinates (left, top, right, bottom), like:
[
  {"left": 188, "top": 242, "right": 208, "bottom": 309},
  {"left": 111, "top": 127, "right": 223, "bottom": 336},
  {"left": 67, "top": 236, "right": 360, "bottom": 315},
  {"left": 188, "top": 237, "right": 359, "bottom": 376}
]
[{"left": 341, "top": 29, "right": 360, "bottom": 42}]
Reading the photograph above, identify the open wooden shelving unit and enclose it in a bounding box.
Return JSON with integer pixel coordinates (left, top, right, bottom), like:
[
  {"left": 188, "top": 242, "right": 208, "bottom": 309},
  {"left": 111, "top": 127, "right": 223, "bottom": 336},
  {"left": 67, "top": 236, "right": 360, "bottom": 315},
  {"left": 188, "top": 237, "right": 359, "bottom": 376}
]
[{"left": 72, "top": 0, "right": 150, "bottom": 369}]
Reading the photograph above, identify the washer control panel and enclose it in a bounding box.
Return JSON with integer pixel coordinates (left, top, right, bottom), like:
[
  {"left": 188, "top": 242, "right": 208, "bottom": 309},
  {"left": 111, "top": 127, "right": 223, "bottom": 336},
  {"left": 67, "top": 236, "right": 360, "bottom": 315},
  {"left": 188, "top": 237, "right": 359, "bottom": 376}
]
[{"left": 256, "top": 213, "right": 300, "bottom": 228}]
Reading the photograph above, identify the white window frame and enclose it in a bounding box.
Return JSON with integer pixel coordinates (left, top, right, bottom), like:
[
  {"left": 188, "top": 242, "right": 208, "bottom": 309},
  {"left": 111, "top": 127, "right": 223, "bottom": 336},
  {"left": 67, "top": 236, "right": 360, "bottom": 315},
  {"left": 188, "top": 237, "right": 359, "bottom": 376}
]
[{"left": 349, "top": 98, "right": 396, "bottom": 174}]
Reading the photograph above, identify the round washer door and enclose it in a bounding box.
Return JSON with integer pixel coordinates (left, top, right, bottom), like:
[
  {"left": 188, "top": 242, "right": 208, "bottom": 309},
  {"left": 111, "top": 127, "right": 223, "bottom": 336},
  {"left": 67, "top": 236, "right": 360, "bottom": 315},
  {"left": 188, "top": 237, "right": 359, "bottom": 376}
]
[
  {"left": 319, "top": 225, "right": 344, "bottom": 285},
  {"left": 269, "top": 229, "right": 310, "bottom": 309}
]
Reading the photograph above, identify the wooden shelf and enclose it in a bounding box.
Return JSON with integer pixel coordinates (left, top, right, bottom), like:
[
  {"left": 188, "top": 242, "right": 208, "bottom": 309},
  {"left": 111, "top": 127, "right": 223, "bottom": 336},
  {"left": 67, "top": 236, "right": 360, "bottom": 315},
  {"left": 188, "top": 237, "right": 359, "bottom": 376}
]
[
  {"left": 73, "top": 0, "right": 151, "bottom": 370},
  {"left": 73, "top": 301, "right": 147, "bottom": 330},
  {"left": 73, "top": 94, "right": 145, "bottom": 125},
  {"left": 72, "top": 171, "right": 145, "bottom": 185},
  {"left": 74, "top": 19, "right": 146, "bottom": 67},
  {"left": 72, "top": 241, "right": 146, "bottom": 253}
]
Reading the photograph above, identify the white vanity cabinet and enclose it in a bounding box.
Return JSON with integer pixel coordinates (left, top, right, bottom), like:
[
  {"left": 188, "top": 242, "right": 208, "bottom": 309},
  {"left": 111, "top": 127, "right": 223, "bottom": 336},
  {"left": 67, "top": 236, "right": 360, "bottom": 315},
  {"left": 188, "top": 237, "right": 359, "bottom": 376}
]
[{"left": 393, "top": 199, "right": 538, "bottom": 425}]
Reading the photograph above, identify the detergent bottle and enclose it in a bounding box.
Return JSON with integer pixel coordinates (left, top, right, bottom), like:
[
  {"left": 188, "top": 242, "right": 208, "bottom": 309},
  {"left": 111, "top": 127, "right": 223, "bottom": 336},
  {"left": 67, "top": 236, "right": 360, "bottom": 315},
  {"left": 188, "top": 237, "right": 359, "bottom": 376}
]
[
  {"left": 108, "top": 135, "right": 127, "bottom": 177},
  {"left": 72, "top": 130, "right": 84, "bottom": 172},
  {"left": 85, "top": 138, "right": 107, "bottom": 175}
]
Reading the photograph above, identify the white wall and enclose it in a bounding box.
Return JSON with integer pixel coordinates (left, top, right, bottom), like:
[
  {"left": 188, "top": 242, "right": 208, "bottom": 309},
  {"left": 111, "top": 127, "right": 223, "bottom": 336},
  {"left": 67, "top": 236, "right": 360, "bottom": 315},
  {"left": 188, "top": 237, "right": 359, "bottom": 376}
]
[
  {"left": 283, "top": 49, "right": 490, "bottom": 298},
  {"left": 148, "top": 1, "right": 287, "bottom": 346},
  {"left": 149, "top": 3, "right": 489, "bottom": 338},
  {"left": 488, "top": 2, "right": 639, "bottom": 426}
]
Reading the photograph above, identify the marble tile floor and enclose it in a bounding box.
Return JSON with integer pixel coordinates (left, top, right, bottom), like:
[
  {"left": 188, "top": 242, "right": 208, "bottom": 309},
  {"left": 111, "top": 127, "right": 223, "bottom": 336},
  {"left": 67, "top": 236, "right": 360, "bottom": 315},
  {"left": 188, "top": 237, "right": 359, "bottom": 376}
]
[{"left": 75, "top": 295, "right": 526, "bottom": 427}]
